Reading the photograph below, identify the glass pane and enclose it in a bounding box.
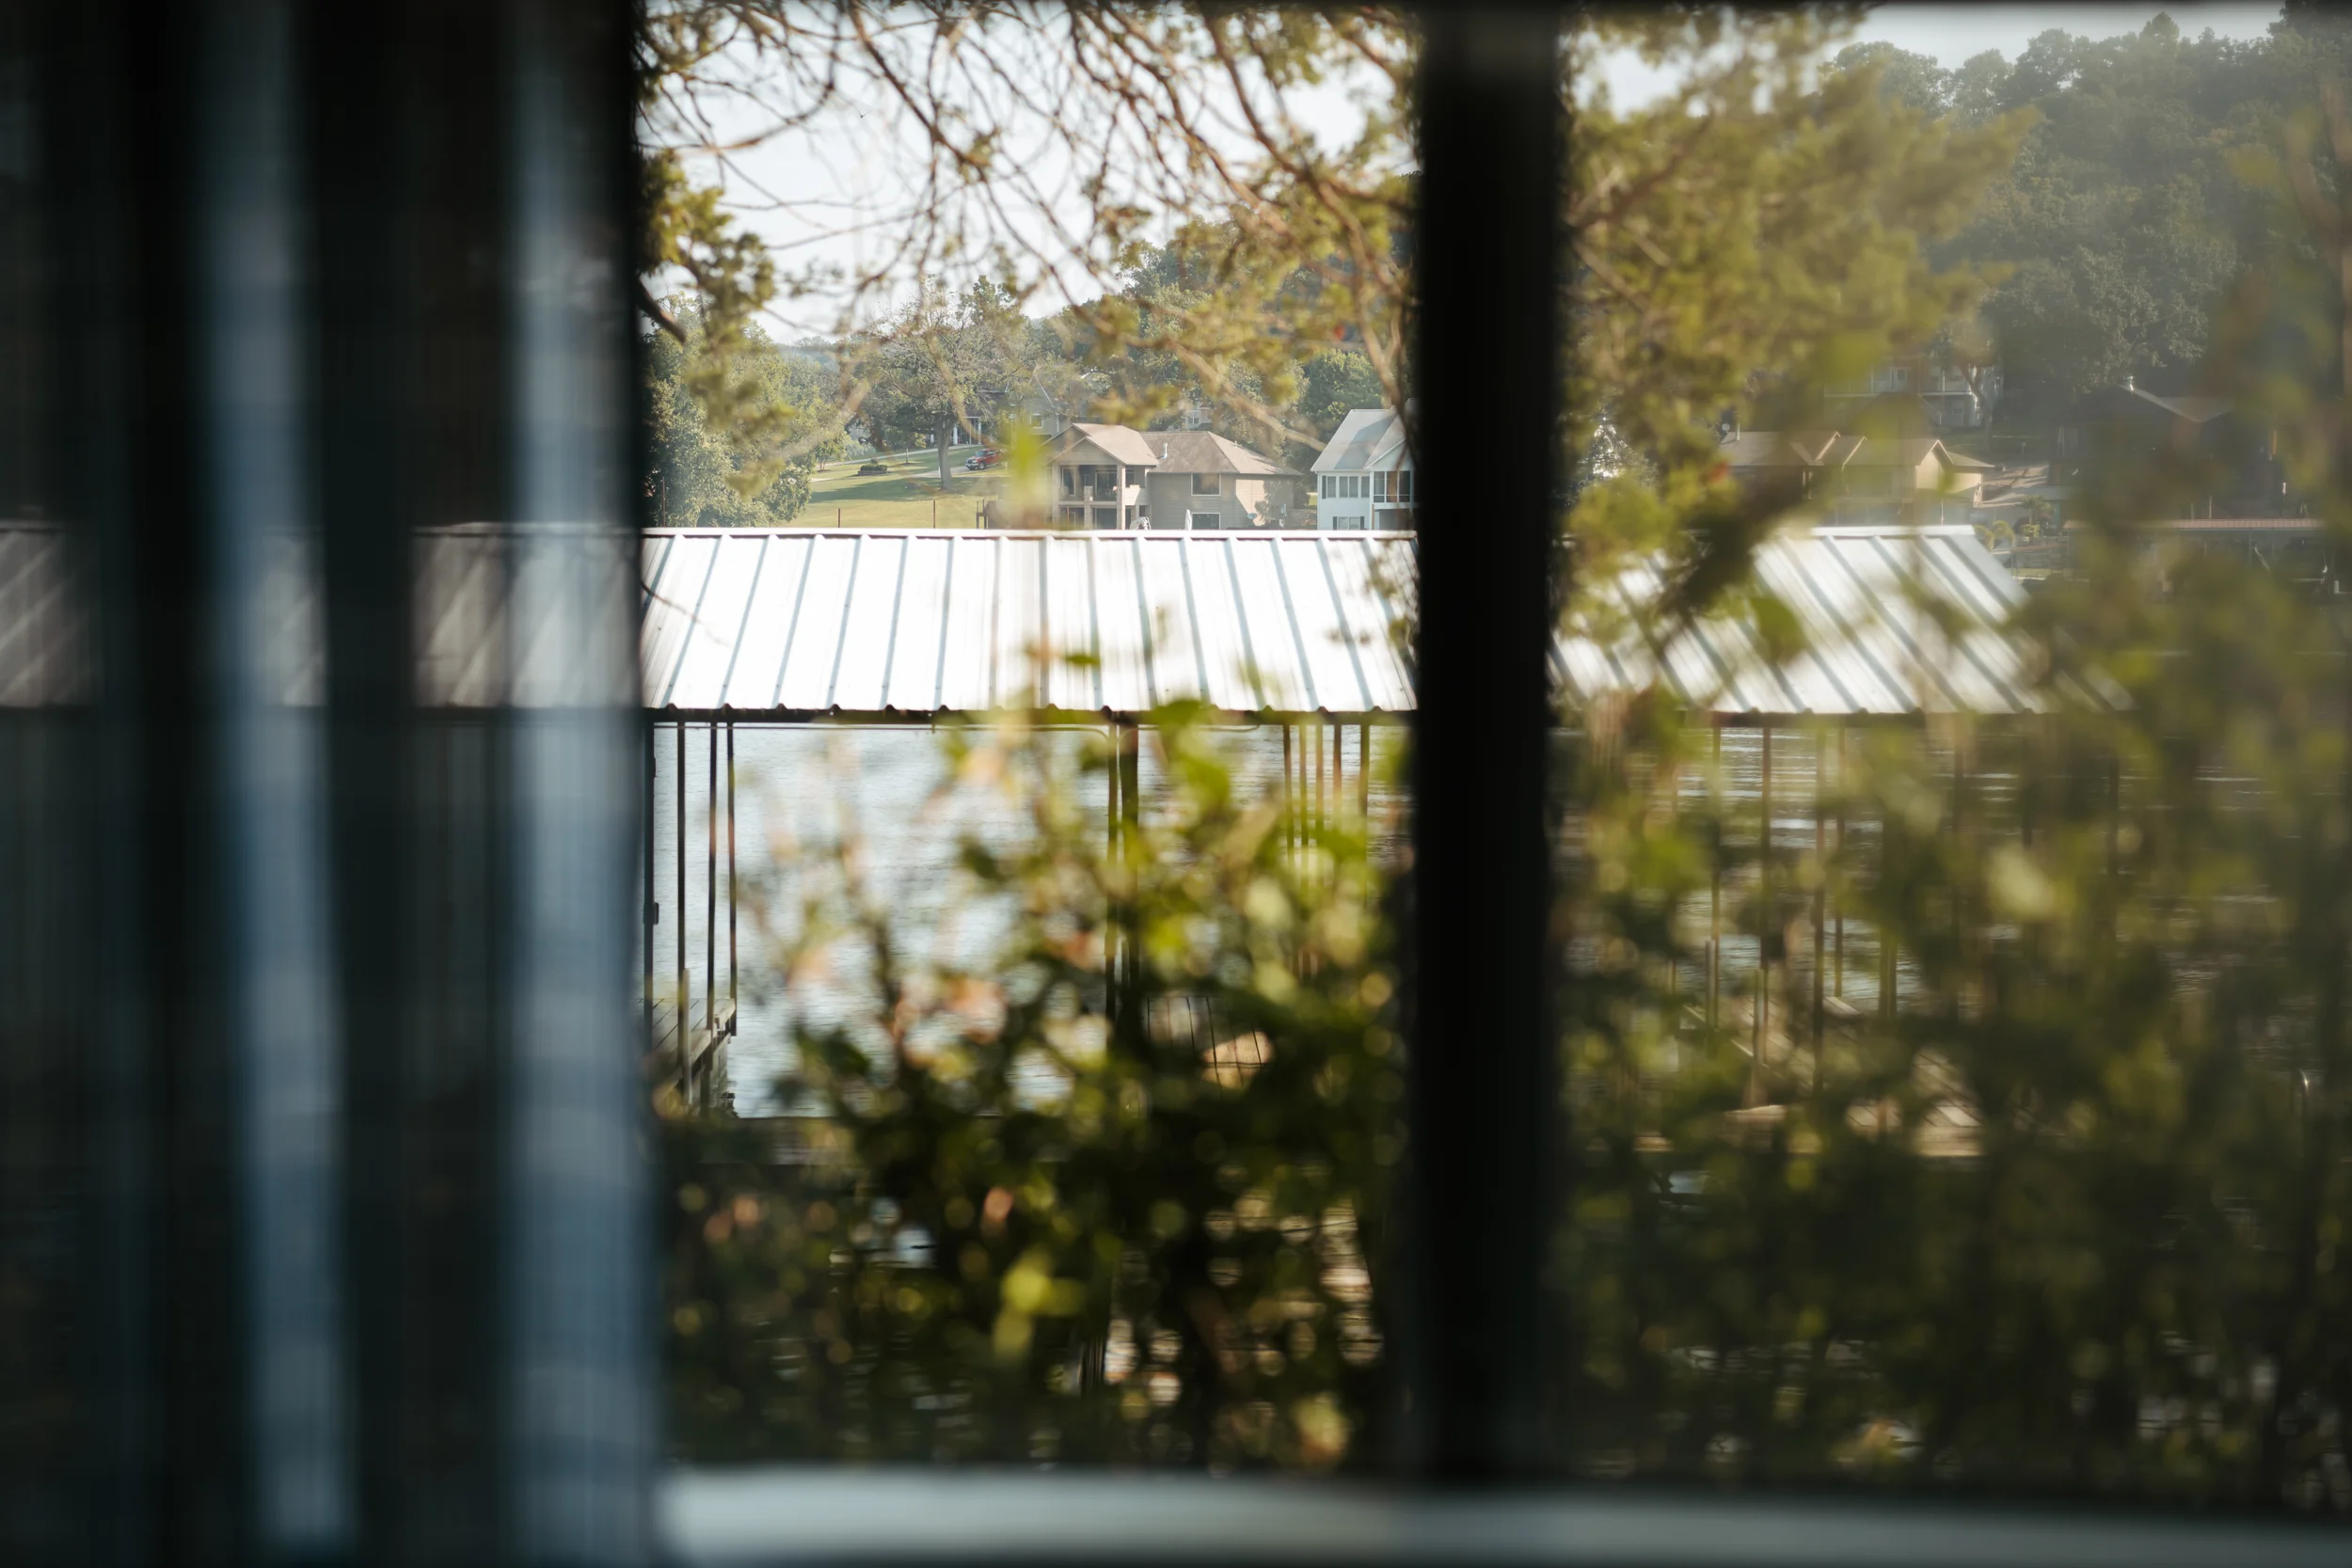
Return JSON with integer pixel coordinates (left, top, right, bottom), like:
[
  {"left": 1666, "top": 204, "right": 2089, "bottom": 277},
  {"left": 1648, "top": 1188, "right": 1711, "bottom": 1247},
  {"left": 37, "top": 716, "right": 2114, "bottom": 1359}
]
[
  {"left": 1554, "top": 5, "right": 2352, "bottom": 1513},
  {"left": 639, "top": 8, "right": 1416, "bottom": 1469}
]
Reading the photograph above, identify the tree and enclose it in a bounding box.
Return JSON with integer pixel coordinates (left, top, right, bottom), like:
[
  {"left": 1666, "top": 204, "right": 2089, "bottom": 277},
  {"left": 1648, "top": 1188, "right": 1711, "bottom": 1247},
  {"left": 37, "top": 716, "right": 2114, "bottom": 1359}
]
[
  {"left": 1917, "top": 18, "right": 2352, "bottom": 414},
  {"left": 846, "top": 281, "right": 1034, "bottom": 482},
  {"left": 1566, "top": 9, "right": 2027, "bottom": 579},
  {"left": 1295, "top": 351, "right": 1385, "bottom": 446},
  {"left": 644, "top": 298, "right": 843, "bottom": 528}
]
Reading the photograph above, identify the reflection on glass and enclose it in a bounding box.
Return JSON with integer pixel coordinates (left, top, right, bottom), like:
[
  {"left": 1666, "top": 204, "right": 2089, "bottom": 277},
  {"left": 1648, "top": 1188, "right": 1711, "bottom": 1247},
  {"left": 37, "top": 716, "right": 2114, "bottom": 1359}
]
[{"left": 1555, "top": 7, "right": 2352, "bottom": 1510}]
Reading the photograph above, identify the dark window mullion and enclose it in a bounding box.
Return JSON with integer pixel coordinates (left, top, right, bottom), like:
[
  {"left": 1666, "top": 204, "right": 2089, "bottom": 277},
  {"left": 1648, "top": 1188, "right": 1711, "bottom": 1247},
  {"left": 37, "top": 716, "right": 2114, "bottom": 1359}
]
[{"left": 1406, "top": 5, "right": 1563, "bottom": 1482}]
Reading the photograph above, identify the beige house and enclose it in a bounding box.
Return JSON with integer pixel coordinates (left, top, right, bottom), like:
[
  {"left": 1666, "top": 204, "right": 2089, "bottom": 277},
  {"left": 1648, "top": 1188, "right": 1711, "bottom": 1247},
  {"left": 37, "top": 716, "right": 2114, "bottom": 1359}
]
[
  {"left": 1045, "top": 422, "right": 1301, "bottom": 530},
  {"left": 1720, "top": 430, "right": 1991, "bottom": 523}
]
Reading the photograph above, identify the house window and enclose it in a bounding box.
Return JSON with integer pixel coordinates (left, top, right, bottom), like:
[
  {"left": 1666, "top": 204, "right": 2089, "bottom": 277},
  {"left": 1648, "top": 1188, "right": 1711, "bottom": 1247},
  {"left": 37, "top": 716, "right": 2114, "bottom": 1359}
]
[
  {"left": 1090, "top": 506, "right": 1118, "bottom": 529},
  {"left": 1059, "top": 467, "right": 1075, "bottom": 497},
  {"left": 1191, "top": 472, "right": 1220, "bottom": 495},
  {"left": 1187, "top": 511, "right": 1220, "bottom": 530},
  {"left": 1320, "top": 475, "right": 1333, "bottom": 499}
]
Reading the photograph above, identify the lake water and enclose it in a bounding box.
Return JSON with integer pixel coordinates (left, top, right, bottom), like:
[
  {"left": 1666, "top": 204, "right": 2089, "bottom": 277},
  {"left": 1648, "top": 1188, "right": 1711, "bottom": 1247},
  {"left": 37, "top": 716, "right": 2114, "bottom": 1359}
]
[
  {"left": 644, "top": 722, "right": 1965, "bottom": 1115},
  {"left": 646, "top": 721, "right": 1408, "bottom": 1115}
]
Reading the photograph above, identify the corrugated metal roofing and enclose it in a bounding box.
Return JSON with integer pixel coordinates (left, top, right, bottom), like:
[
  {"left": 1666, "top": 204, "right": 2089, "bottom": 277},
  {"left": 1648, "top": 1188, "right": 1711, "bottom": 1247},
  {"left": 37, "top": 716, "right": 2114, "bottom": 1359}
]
[
  {"left": 1553, "top": 524, "right": 2114, "bottom": 718},
  {"left": 0, "top": 521, "right": 2083, "bottom": 721},
  {"left": 644, "top": 523, "right": 2086, "bottom": 722},
  {"left": 640, "top": 529, "right": 1418, "bottom": 720}
]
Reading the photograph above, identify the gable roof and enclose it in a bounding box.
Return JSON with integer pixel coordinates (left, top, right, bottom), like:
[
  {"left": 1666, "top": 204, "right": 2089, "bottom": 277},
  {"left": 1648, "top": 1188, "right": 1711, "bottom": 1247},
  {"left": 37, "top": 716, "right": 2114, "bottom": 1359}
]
[
  {"left": 1145, "top": 429, "right": 1296, "bottom": 479},
  {"left": 1053, "top": 422, "right": 1163, "bottom": 468},
  {"left": 2059, "top": 384, "right": 2233, "bottom": 426},
  {"left": 1312, "top": 408, "right": 1408, "bottom": 472},
  {"left": 1723, "top": 431, "right": 1991, "bottom": 474}
]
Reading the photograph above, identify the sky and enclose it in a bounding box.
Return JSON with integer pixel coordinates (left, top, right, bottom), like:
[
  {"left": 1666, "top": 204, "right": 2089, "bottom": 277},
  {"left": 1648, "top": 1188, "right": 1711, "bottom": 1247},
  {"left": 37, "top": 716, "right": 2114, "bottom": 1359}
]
[
  {"left": 677, "top": 5, "right": 2291, "bottom": 335},
  {"left": 1595, "top": 3, "right": 2282, "bottom": 103}
]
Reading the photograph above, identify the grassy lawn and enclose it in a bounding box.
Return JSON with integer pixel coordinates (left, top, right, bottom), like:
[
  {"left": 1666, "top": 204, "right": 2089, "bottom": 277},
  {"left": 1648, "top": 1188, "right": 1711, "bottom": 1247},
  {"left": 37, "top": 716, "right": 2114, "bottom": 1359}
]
[{"left": 803, "top": 445, "right": 1006, "bottom": 530}]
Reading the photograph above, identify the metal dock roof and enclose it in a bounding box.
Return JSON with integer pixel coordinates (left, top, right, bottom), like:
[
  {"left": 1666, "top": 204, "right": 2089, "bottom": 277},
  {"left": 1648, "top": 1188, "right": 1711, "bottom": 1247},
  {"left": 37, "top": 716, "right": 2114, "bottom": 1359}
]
[
  {"left": 639, "top": 529, "right": 1418, "bottom": 721},
  {"left": 1552, "top": 524, "right": 2105, "bottom": 719},
  {"left": 642, "top": 525, "right": 2078, "bottom": 722},
  {"left": 0, "top": 522, "right": 2083, "bottom": 720}
]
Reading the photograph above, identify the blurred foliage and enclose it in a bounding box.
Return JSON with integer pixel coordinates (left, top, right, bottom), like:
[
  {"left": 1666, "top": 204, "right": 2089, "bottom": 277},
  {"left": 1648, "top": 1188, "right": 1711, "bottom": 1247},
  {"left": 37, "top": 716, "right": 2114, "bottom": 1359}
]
[
  {"left": 647, "top": 7, "right": 2352, "bottom": 1515},
  {"left": 1555, "top": 87, "right": 2352, "bottom": 1513},
  {"left": 664, "top": 712, "right": 1402, "bottom": 1467},
  {"left": 1827, "top": 10, "right": 2352, "bottom": 417},
  {"left": 1566, "top": 8, "right": 2029, "bottom": 583}
]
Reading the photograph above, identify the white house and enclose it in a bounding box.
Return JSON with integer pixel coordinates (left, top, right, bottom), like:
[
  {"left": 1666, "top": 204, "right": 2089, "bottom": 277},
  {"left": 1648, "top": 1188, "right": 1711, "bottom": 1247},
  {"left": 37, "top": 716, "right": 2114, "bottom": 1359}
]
[{"left": 1311, "top": 407, "right": 1413, "bottom": 530}]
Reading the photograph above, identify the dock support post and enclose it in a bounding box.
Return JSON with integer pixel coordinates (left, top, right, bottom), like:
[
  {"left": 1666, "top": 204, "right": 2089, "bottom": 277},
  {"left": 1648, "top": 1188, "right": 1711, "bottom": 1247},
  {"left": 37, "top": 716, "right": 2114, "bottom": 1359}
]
[
  {"left": 1315, "top": 719, "right": 1327, "bottom": 841},
  {"left": 1812, "top": 728, "right": 1826, "bottom": 1090},
  {"left": 644, "top": 721, "right": 655, "bottom": 1047},
  {"left": 728, "top": 722, "right": 737, "bottom": 1037},
  {"left": 1359, "top": 723, "right": 1371, "bottom": 820},
  {"left": 675, "top": 721, "right": 688, "bottom": 1101},
  {"left": 1709, "top": 723, "right": 1722, "bottom": 1029},
  {"left": 706, "top": 722, "right": 717, "bottom": 1078},
  {"left": 1835, "top": 728, "right": 1846, "bottom": 998},
  {"left": 1755, "top": 722, "right": 1772, "bottom": 1105},
  {"left": 1281, "top": 722, "right": 1294, "bottom": 867}
]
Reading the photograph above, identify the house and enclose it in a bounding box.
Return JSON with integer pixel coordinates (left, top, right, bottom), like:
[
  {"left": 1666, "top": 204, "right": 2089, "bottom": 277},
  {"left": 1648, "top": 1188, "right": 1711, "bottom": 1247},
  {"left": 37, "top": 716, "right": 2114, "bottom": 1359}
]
[
  {"left": 1047, "top": 422, "right": 1159, "bottom": 529},
  {"left": 2054, "top": 380, "right": 2289, "bottom": 515},
  {"left": 1718, "top": 429, "right": 1993, "bottom": 523},
  {"left": 1043, "top": 422, "right": 1301, "bottom": 530},
  {"left": 1311, "top": 407, "right": 1414, "bottom": 530},
  {"left": 1821, "top": 352, "right": 2001, "bottom": 431},
  {"left": 1141, "top": 430, "right": 1302, "bottom": 528}
]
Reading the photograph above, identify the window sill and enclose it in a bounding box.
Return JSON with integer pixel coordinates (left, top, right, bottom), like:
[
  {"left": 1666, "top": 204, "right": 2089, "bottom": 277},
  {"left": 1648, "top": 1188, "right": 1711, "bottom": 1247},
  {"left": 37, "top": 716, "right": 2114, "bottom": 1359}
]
[{"left": 660, "top": 1467, "right": 2347, "bottom": 1567}]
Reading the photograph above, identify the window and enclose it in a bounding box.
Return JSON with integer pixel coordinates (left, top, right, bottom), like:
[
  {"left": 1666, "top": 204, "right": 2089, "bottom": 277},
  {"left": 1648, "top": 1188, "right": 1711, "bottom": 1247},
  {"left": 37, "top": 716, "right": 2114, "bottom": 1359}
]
[
  {"left": 1191, "top": 471, "right": 1220, "bottom": 495},
  {"left": 24, "top": 4, "right": 2350, "bottom": 1561}
]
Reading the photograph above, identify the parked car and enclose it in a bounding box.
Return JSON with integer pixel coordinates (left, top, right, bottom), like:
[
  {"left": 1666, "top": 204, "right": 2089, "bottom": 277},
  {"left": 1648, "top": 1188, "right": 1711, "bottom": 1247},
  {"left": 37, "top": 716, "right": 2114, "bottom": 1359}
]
[{"left": 963, "top": 449, "right": 1003, "bottom": 470}]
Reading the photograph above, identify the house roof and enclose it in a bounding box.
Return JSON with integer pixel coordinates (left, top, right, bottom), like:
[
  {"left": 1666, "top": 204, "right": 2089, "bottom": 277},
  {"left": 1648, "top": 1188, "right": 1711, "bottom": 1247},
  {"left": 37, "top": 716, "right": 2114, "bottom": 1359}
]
[
  {"left": 1144, "top": 429, "right": 1296, "bottom": 479},
  {"left": 1312, "top": 408, "right": 1408, "bottom": 473},
  {"left": 1722, "top": 432, "right": 1992, "bottom": 474},
  {"left": 2059, "top": 384, "right": 2233, "bottom": 426},
  {"left": 1053, "top": 422, "right": 1164, "bottom": 468}
]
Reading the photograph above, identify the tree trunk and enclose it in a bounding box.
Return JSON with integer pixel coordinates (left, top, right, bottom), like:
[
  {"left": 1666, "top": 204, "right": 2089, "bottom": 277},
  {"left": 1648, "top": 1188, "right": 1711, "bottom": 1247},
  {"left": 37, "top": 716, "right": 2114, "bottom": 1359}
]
[{"left": 937, "top": 407, "right": 954, "bottom": 485}]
